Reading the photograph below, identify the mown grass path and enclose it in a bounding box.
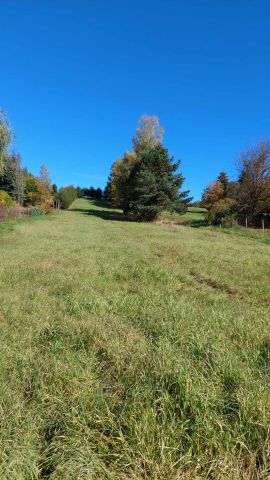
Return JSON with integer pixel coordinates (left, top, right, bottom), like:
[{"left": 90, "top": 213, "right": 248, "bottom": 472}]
[{"left": 0, "top": 199, "right": 269, "bottom": 479}]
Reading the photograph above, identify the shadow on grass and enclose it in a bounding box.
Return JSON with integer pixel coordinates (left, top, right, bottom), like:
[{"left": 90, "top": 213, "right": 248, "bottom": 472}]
[
  {"left": 190, "top": 219, "right": 208, "bottom": 228},
  {"left": 69, "top": 200, "right": 209, "bottom": 226},
  {"left": 68, "top": 200, "right": 131, "bottom": 222}
]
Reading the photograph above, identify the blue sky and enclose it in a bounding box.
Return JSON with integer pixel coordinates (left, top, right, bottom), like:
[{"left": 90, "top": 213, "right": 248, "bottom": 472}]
[{"left": 1, "top": 0, "right": 270, "bottom": 199}]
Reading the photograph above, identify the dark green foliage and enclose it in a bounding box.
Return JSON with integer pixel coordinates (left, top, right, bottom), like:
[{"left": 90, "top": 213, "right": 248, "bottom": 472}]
[
  {"left": 0, "top": 154, "right": 16, "bottom": 197},
  {"left": 93, "top": 187, "right": 103, "bottom": 199},
  {"left": 0, "top": 153, "right": 25, "bottom": 204},
  {"left": 127, "top": 144, "right": 192, "bottom": 220},
  {"left": 57, "top": 185, "right": 78, "bottom": 209},
  {"left": 76, "top": 186, "right": 82, "bottom": 198},
  {"left": 106, "top": 115, "right": 191, "bottom": 220},
  {"left": 217, "top": 171, "right": 229, "bottom": 197},
  {"left": 103, "top": 177, "right": 111, "bottom": 200},
  {"left": 81, "top": 186, "right": 103, "bottom": 199},
  {"left": 227, "top": 181, "right": 240, "bottom": 201},
  {"left": 207, "top": 198, "right": 237, "bottom": 226}
]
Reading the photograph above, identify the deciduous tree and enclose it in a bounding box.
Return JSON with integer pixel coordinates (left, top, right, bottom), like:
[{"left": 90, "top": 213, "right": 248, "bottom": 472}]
[
  {"left": 217, "top": 171, "right": 229, "bottom": 197},
  {"left": 132, "top": 114, "right": 163, "bottom": 157},
  {"left": 238, "top": 140, "right": 270, "bottom": 216},
  {"left": 201, "top": 180, "right": 224, "bottom": 209},
  {"left": 0, "top": 110, "right": 12, "bottom": 175}
]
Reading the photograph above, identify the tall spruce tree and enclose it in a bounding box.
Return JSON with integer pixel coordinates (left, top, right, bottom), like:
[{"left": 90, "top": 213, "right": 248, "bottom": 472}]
[{"left": 128, "top": 144, "right": 191, "bottom": 220}]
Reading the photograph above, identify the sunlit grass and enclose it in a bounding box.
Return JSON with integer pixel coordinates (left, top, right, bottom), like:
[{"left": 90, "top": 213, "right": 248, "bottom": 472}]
[
  {"left": 0, "top": 199, "right": 269, "bottom": 479},
  {"left": 159, "top": 206, "right": 207, "bottom": 226}
]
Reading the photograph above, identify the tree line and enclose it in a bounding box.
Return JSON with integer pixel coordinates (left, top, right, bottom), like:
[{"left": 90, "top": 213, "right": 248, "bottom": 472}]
[
  {"left": 0, "top": 109, "right": 54, "bottom": 213},
  {"left": 201, "top": 140, "right": 270, "bottom": 227},
  {"left": 2, "top": 107, "right": 270, "bottom": 228},
  {"left": 0, "top": 109, "right": 103, "bottom": 214},
  {"left": 104, "top": 114, "right": 192, "bottom": 220}
]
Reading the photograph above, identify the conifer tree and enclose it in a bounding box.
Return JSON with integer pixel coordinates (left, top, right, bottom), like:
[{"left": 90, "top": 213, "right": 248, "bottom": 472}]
[
  {"left": 217, "top": 171, "right": 229, "bottom": 197},
  {"left": 128, "top": 144, "right": 191, "bottom": 220},
  {"left": 0, "top": 154, "right": 16, "bottom": 197}
]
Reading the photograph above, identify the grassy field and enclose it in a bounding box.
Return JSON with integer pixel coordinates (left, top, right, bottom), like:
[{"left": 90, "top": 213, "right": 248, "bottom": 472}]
[
  {"left": 0, "top": 199, "right": 270, "bottom": 479},
  {"left": 158, "top": 206, "right": 207, "bottom": 227}
]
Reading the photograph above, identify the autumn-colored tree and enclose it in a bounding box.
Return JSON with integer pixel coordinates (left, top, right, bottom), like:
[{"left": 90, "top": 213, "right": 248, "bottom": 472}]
[
  {"left": 238, "top": 140, "right": 270, "bottom": 216},
  {"left": 40, "top": 164, "right": 52, "bottom": 193},
  {"left": 207, "top": 198, "right": 237, "bottom": 225},
  {"left": 24, "top": 174, "right": 42, "bottom": 206},
  {"left": 132, "top": 114, "right": 163, "bottom": 157},
  {"left": 0, "top": 190, "right": 14, "bottom": 207},
  {"left": 201, "top": 180, "right": 224, "bottom": 209},
  {"left": 107, "top": 114, "right": 164, "bottom": 208},
  {"left": 257, "top": 178, "right": 270, "bottom": 214},
  {"left": 106, "top": 114, "right": 190, "bottom": 219},
  {"left": 109, "top": 151, "right": 137, "bottom": 211},
  {"left": 24, "top": 171, "right": 53, "bottom": 213}
]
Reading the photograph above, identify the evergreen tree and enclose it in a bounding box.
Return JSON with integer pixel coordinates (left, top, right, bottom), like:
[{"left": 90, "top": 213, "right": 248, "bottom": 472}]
[
  {"left": 217, "top": 171, "right": 229, "bottom": 197},
  {"left": 95, "top": 187, "right": 103, "bottom": 199},
  {"left": 103, "top": 174, "right": 112, "bottom": 200},
  {"left": 0, "top": 154, "right": 16, "bottom": 197},
  {"left": 128, "top": 144, "right": 191, "bottom": 220},
  {"left": 75, "top": 186, "right": 82, "bottom": 197}
]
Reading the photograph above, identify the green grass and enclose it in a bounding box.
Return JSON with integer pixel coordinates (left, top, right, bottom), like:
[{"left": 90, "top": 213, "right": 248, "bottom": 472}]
[
  {"left": 0, "top": 199, "right": 269, "bottom": 479},
  {"left": 159, "top": 206, "right": 207, "bottom": 227}
]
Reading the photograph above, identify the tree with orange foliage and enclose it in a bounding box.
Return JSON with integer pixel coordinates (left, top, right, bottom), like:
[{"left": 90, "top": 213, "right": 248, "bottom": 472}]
[{"left": 201, "top": 180, "right": 224, "bottom": 209}]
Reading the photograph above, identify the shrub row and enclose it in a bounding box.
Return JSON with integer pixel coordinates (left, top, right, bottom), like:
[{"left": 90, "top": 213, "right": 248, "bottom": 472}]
[{"left": 57, "top": 186, "right": 77, "bottom": 209}]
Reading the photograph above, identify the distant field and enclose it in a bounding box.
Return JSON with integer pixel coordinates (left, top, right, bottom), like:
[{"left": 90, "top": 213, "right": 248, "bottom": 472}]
[{"left": 0, "top": 199, "right": 270, "bottom": 479}]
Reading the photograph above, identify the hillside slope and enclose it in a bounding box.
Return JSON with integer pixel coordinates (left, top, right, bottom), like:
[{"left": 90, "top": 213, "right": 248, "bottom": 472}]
[{"left": 0, "top": 199, "right": 269, "bottom": 479}]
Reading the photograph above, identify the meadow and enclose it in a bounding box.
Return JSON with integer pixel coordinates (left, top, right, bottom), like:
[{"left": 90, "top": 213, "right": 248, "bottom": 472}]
[{"left": 0, "top": 199, "right": 269, "bottom": 479}]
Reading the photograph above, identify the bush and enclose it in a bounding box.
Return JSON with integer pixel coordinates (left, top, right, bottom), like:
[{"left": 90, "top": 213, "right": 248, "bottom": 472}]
[
  {"left": 57, "top": 186, "right": 77, "bottom": 209},
  {"left": 31, "top": 206, "right": 44, "bottom": 216},
  {"left": 207, "top": 198, "right": 237, "bottom": 226},
  {"left": 0, "top": 190, "right": 14, "bottom": 207}
]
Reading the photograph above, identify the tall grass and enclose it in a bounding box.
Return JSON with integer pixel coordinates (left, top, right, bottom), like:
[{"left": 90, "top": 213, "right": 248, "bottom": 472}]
[{"left": 0, "top": 199, "right": 269, "bottom": 479}]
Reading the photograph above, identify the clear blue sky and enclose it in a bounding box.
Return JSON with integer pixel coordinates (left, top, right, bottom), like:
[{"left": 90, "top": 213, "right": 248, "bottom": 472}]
[{"left": 1, "top": 0, "right": 270, "bottom": 199}]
